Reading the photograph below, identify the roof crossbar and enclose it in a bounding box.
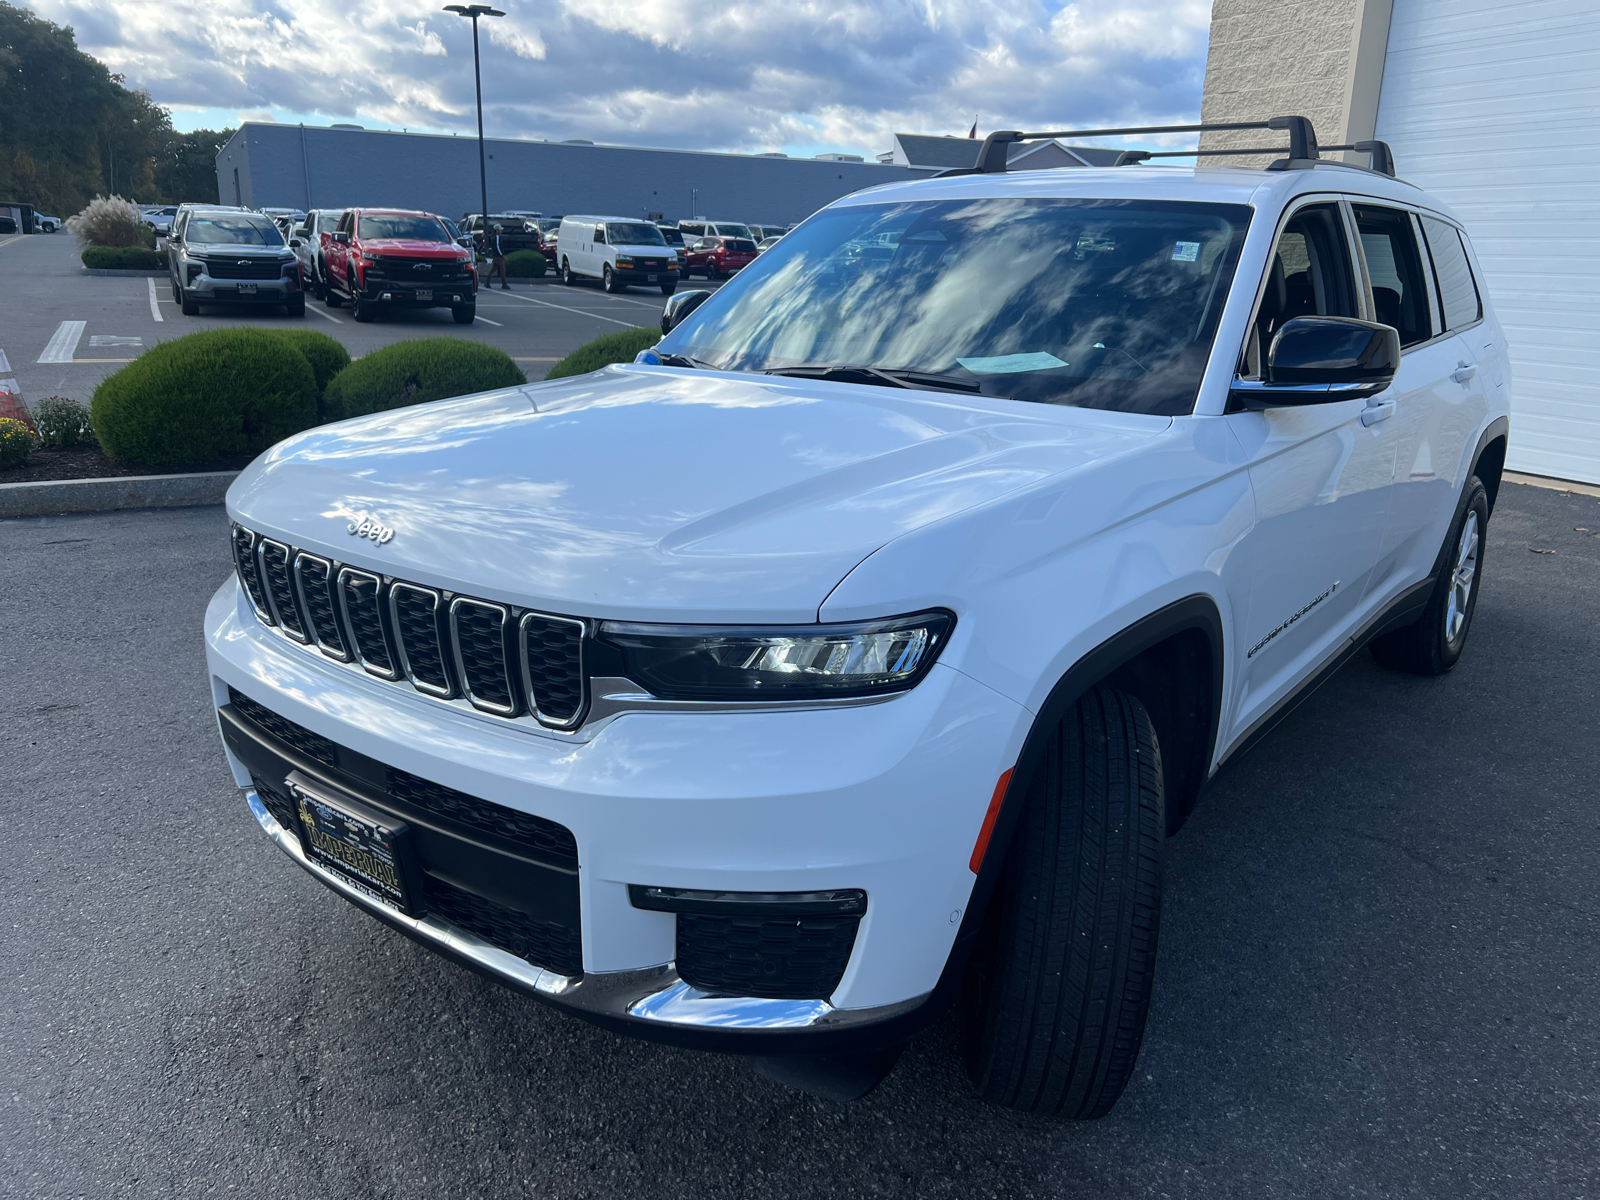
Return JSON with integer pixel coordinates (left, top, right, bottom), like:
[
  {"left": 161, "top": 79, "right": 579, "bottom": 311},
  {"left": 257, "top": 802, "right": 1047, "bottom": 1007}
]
[
  {"left": 1114, "top": 138, "right": 1396, "bottom": 177},
  {"left": 942, "top": 116, "right": 1321, "bottom": 176}
]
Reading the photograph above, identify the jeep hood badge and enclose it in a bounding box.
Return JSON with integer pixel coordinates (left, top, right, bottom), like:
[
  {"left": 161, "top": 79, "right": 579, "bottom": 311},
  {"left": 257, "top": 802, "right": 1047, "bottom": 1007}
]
[{"left": 348, "top": 516, "right": 395, "bottom": 545}]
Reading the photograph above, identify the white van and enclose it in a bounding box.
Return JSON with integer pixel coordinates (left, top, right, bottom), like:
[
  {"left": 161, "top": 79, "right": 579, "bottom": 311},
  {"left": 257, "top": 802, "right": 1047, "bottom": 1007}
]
[
  {"left": 555, "top": 215, "right": 680, "bottom": 294},
  {"left": 675, "top": 219, "right": 758, "bottom": 244}
]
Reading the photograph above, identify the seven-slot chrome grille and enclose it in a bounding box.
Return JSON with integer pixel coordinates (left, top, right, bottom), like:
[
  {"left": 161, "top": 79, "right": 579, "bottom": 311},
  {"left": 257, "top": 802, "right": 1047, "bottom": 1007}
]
[{"left": 230, "top": 523, "right": 587, "bottom": 730}]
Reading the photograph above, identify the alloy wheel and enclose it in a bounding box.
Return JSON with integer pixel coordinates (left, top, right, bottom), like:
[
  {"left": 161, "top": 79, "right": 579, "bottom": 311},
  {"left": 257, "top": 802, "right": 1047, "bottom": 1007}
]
[{"left": 1445, "top": 510, "right": 1480, "bottom": 645}]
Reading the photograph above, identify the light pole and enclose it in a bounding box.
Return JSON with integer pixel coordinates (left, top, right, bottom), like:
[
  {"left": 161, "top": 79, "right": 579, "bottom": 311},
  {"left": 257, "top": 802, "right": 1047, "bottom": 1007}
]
[{"left": 444, "top": 5, "right": 504, "bottom": 232}]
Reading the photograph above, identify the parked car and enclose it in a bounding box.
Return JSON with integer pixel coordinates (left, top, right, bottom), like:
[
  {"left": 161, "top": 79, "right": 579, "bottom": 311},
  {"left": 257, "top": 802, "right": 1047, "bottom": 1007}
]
[
  {"left": 747, "top": 224, "right": 789, "bottom": 241},
  {"left": 556, "top": 215, "right": 678, "bottom": 294},
  {"left": 675, "top": 219, "right": 758, "bottom": 244},
  {"left": 35, "top": 213, "right": 61, "bottom": 233},
  {"left": 655, "top": 224, "right": 690, "bottom": 273},
  {"left": 683, "top": 234, "right": 758, "bottom": 279},
  {"left": 207, "top": 128, "right": 1509, "bottom": 1115},
  {"left": 141, "top": 206, "right": 178, "bottom": 237},
  {"left": 323, "top": 208, "right": 478, "bottom": 324},
  {"left": 288, "top": 209, "right": 345, "bottom": 299},
  {"left": 166, "top": 207, "right": 305, "bottom": 316},
  {"left": 756, "top": 235, "right": 782, "bottom": 253},
  {"left": 459, "top": 214, "right": 544, "bottom": 258},
  {"left": 440, "top": 216, "right": 472, "bottom": 250},
  {"left": 0, "top": 216, "right": 15, "bottom": 235}
]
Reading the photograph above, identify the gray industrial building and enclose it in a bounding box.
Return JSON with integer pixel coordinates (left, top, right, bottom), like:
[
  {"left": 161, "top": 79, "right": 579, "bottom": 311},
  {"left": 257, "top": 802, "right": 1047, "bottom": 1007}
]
[{"left": 215, "top": 123, "right": 933, "bottom": 226}]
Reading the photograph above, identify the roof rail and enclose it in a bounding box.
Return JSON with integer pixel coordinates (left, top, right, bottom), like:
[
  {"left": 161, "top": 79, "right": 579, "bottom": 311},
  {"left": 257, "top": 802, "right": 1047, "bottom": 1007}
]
[{"left": 935, "top": 118, "right": 1395, "bottom": 179}]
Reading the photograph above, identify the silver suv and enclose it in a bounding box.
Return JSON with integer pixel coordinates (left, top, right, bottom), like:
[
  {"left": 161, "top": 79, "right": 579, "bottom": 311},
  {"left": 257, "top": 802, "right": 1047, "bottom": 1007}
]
[{"left": 167, "top": 207, "right": 306, "bottom": 317}]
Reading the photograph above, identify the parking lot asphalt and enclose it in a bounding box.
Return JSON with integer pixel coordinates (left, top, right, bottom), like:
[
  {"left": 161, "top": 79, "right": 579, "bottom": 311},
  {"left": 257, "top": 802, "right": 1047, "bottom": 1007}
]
[
  {"left": 0, "top": 230, "right": 714, "bottom": 409},
  {"left": 3, "top": 482, "right": 1598, "bottom": 1199}
]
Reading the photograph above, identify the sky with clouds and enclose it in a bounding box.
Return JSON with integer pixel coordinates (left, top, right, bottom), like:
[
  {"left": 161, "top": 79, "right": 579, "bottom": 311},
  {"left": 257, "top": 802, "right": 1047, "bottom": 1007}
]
[{"left": 30, "top": 0, "right": 1214, "bottom": 159}]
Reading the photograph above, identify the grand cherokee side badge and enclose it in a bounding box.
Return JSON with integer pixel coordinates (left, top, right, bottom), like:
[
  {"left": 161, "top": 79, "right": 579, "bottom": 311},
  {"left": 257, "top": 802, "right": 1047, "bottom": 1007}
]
[{"left": 348, "top": 517, "right": 395, "bottom": 545}]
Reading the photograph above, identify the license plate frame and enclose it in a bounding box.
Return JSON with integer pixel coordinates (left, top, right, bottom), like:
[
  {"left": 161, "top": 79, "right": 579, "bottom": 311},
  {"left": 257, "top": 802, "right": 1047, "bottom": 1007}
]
[
  {"left": 415, "top": 289, "right": 432, "bottom": 301},
  {"left": 237, "top": 283, "right": 258, "bottom": 295},
  {"left": 287, "top": 772, "right": 422, "bottom": 915},
  {"left": 646, "top": 275, "right": 657, "bottom": 282}
]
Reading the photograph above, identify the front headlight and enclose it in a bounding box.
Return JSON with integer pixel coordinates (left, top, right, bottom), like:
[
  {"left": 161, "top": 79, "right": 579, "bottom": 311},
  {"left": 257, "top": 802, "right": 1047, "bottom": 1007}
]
[
  {"left": 615, "top": 255, "right": 635, "bottom": 267},
  {"left": 593, "top": 610, "right": 954, "bottom": 701}
]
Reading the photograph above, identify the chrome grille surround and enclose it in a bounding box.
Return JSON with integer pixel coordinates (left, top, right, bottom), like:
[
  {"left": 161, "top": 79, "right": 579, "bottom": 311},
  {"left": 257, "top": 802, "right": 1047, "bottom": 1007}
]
[
  {"left": 293, "top": 552, "right": 349, "bottom": 661},
  {"left": 389, "top": 582, "right": 455, "bottom": 699},
  {"left": 256, "top": 538, "right": 309, "bottom": 643},
  {"left": 449, "top": 597, "right": 519, "bottom": 717},
  {"left": 230, "top": 524, "right": 273, "bottom": 623},
  {"left": 519, "top": 613, "right": 587, "bottom": 729},
  {"left": 337, "top": 567, "right": 399, "bottom": 680}
]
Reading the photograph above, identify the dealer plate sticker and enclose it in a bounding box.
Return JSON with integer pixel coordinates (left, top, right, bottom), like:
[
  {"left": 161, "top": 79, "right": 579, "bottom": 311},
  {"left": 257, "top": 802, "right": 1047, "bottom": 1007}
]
[
  {"left": 292, "top": 783, "right": 411, "bottom": 911},
  {"left": 415, "top": 289, "right": 432, "bottom": 300}
]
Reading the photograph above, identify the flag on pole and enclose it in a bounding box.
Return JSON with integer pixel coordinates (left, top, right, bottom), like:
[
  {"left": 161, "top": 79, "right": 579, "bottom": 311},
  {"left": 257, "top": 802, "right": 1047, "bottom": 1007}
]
[{"left": 968, "top": 118, "right": 978, "bottom": 138}]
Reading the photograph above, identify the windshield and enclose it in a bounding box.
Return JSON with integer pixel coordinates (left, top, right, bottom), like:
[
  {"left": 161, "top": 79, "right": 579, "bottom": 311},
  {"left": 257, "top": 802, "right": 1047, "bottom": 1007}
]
[
  {"left": 607, "top": 222, "right": 667, "bottom": 246},
  {"left": 316, "top": 213, "right": 341, "bottom": 233},
  {"left": 713, "top": 223, "right": 755, "bottom": 241},
  {"left": 658, "top": 227, "right": 684, "bottom": 246},
  {"left": 357, "top": 214, "right": 450, "bottom": 241},
  {"left": 187, "top": 217, "right": 282, "bottom": 246},
  {"left": 658, "top": 198, "right": 1251, "bottom": 416}
]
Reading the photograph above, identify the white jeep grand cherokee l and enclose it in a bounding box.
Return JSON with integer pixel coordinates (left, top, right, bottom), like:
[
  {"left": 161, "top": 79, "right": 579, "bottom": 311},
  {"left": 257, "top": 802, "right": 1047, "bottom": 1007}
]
[{"left": 208, "top": 130, "right": 1509, "bottom": 1115}]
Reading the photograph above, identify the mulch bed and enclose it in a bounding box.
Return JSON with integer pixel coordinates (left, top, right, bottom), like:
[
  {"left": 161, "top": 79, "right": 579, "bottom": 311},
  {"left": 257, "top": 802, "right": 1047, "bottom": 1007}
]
[{"left": 0, "top": 439, "right": 253, "bottom": 484}]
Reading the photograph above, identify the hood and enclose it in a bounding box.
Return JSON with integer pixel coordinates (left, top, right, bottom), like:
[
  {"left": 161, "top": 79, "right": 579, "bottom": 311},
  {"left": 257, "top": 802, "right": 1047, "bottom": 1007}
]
[
  {"left": 228, "top": 365, "right": 1167, "bottom": 622},
  {"left": 358, "top": 239, "right": 464, "bottom": 256}
]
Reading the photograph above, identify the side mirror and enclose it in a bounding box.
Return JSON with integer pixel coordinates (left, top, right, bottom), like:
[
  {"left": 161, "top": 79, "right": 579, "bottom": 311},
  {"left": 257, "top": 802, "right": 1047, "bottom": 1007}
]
[
  {"left": 660, "top": 289, "right": 712, "bottom": 335},
  {"left": 333, "top": 231, "right": 350, "bottom": 244},
  {"left": 289, "top": 238, "right": 302, "bottom": 248},
  {"left": 1231, "top": 316, "right": 1399, "bottom": 408}
]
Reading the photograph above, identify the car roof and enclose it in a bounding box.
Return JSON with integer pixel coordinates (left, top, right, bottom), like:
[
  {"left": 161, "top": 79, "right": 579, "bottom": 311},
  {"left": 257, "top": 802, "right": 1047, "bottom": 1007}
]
[
  {"left": 352, "top": 208, "right": 437, "bottom": 216},
  {"left": 828, "top": 161, "right": 1452, "bottom": 221}
]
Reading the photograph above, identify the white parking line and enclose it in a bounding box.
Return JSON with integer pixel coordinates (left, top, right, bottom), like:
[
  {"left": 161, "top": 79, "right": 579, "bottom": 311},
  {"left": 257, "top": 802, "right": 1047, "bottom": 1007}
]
[
  {"left": 39, "top": 321, "right": 86, "bottom": 363},
  {"left": 306, "top": 303, "right": 343, "bottom": 324},
  {"left": 493, "top": 291, "right": 643, "bottom": 328},
  {"left": 473, "top": 314, "right": 504, "bottom": 327},
  {"left": 147, "top": 277, "right": 163, "bottom": 322}
]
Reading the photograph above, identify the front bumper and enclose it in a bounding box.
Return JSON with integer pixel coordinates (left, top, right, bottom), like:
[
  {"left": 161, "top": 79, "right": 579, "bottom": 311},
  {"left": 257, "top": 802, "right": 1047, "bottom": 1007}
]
[
  {"left": 361, "top": 279, "right": 474, "bottom": 307},
  {"left": 206, "top": 577, "right": 1025, "bottom": 1047},
  {"left": 188, "top": 273, "right": 300, "bottom": 302}
]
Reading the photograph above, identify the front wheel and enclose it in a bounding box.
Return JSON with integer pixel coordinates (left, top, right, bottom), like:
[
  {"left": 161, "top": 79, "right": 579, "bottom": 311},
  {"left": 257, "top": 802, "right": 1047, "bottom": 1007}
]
[
  {"left": 562, "top": 258, "right": 575, "bottom": 286},
  {"left": 452, "top": 304, "right": 476, "bottom": 324},
  {"left": 602, "top": 264, "right": 622, "bottom": 293},
  {"left": 285, "top": 294, "right": 306, "bottom": 317},
  {"left": 180, "top": 291, "right": 200, "bottom": 316},
  {"left": 962, "top": 685, "right": 1164, "bottom": 1119},
  {"left": 350, "top": 289, "right": 376, "bottom": 323},
  {"left": 661, "top": 282, "right": 676, "bottom": 296},
  {"left": 1369, "top": 475, "right": 1489, "bottom": 675}
]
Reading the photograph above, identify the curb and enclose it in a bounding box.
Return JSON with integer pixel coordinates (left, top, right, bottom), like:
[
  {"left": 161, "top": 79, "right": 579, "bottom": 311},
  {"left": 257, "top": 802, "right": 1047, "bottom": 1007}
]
[
  {"left": 82, "top": 267, "right": 166, "bottom": 277},
  {"left": 0, "top": 471, "right": 237, "bottom": 519}
]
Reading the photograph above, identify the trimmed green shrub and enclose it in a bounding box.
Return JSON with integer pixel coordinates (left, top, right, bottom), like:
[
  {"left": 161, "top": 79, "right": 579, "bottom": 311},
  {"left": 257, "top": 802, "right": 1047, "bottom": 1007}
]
[
  {"left": 257, "top": 329, "right": 351, "bottom": 420},
  {"left": 504, "top": 250, "right": 547, "bottom": 277},
  {"left": 0, "top": 417, "right": 37, "bottom": 467},
  {"left": 323, "top": 339, "right": 526, "bottom": 421},
  {"left": 81, "top": 245, "right": 122, "bottom": 269},
  {"left": 34, "top": 396, "right": 92, "bottom": 447},
  {"left": 544, "top": 326, "right": 660, "bottom": 380},
  {"left": 91, "top": 328, "right": 317, "bottom": 465},
  {"left": 115, "top": 245, "right": 162, "bottom": 269}
]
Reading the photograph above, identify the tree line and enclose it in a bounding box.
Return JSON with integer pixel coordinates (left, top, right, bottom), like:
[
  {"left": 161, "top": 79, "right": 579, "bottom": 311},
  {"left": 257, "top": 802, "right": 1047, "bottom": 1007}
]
[{"left": 0, "top": 2, "right": 232, "bottom": 213}]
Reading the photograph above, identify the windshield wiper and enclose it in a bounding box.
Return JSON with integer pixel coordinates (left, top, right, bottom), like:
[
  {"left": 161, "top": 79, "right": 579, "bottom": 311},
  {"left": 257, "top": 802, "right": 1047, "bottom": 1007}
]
[
  {"left": 658, "top": 353, "right": 713, "bottom": 369},
  {"left": 763, "top": 365, "right": 981, "bottom": 394}
]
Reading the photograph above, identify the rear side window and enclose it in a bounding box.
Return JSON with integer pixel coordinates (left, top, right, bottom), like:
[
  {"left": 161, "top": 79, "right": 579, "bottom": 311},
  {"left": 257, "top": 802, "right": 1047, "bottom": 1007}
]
[
  {"left": 1353, "top": 205, "right": 1432, "bottom": 347},
  {"left": 1420, "top": 217, "right": 1483, "bottom": 330}
]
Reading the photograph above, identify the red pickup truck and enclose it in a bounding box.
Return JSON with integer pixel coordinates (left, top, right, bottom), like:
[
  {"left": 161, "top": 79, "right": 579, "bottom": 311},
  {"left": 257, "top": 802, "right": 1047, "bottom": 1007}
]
[{"left": 324, "top": 208, "right": 478, "bottom": 324}]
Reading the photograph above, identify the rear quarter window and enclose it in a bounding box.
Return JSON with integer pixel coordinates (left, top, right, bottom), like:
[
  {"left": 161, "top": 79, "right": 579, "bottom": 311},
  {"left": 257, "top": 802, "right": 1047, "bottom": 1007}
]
[{"left": 1420, "top": 216, "right": 1483, "bottom": 330}]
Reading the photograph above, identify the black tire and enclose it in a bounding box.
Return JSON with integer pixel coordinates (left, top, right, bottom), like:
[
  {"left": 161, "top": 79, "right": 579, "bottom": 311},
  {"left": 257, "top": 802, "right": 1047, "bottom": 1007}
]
[
  {"left": 602, "top": 264, "right": 619, "bottom": 293},
  {"left": 180, "top": 291, "right": 200, "bottom": 317},
  {"left": 350, "top": 287, "right": 376, "bottom": 323},
  {"left": 452, "top": 304, "right": 475, "bottom": 325},
  {"left": 285, "top": 293, "right": 306, "bottom": 317},
  {"left": 324, "top": 273, "right": 344, "bottom": 308},
  {"left": 170, "top": 278, "right": 181, "bottom": 305},
  {"left": 962, "top": 685, "right": 1164, "bottom": 1119},
  {"left": 1369, "top": 475, "right": 1489, "bottom": 675},
  {"left": 661, "top": 282, "right": 676, "bottom": 296},
  {"left": 562, "top": 258, "right": 575, "bottom": 286}
]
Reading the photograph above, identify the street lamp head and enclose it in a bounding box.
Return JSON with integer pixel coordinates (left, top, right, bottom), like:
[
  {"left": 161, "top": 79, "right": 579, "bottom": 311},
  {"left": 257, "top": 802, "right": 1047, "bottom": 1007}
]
[{"left": 444, "top": 4, "right": 504, "bottom": 15}]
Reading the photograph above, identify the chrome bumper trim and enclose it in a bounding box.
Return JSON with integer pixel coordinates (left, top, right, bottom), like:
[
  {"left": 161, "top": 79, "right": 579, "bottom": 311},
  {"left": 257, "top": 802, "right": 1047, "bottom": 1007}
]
[{"left": 245, "top": 788, "right": 927, "bottom": 1032}]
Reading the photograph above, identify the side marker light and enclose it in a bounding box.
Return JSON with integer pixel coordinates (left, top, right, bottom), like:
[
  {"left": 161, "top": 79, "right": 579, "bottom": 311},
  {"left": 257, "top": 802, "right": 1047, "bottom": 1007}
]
[{"left": 968, "top": 768, "right": 1014, "bottom": 874}]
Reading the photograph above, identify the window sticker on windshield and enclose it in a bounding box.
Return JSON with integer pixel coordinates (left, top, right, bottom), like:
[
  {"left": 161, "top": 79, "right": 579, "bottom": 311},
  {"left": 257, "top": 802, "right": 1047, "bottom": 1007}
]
[
  {"left": 957, "top": 352, "right": 1069, "bottom": 375},
  {"left": 1172, "top": 241, "right": 1201, "bottom": 262}
]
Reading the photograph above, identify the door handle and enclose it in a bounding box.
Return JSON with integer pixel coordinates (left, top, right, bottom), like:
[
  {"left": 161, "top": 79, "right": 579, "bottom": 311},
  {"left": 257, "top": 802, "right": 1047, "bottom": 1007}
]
[
  {"left": 1360, "top": 399, "right": 1396, "bottom": 427},
  {"left": 1452, "top": 362, "right": 1477, "bottom": 384}
]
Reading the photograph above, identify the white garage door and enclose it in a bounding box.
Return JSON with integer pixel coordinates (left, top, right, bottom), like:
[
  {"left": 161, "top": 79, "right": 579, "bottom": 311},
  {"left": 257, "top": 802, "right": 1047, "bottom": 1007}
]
[{"left": 1375, "top": 0, "right": 1600, "bottom": 484}]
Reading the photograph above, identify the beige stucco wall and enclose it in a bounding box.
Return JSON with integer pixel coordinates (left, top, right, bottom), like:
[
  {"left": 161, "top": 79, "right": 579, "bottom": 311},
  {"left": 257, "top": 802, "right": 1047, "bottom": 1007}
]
[{"left": 1199, "top": 0, "right": 1393, "bottom": 165}]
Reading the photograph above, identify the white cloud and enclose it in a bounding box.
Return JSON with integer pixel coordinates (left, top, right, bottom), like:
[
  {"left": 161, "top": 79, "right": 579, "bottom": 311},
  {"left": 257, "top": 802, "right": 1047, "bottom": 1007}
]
[{"left": 30, "top": 0, "right": 1212, "bottom": 156}]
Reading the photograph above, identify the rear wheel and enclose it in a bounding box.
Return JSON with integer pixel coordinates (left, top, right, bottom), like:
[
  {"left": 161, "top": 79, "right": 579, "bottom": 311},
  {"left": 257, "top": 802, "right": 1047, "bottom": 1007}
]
[
  {"left": 962, "top": 685, "right": 1164, "bottom": 1119},
  {"left": 1369, "top": 476, "right": 1489, "bottom": 675},
  {"left": 452, "top": 303, "right": 476, "bottom": 324},
  {"left": 324, "top": 272, "right": 344, "bottom": 308}
]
